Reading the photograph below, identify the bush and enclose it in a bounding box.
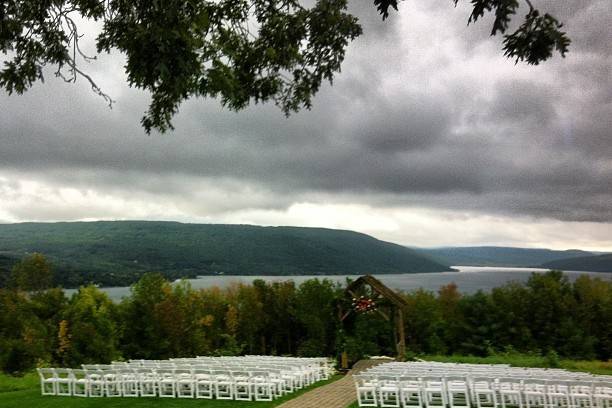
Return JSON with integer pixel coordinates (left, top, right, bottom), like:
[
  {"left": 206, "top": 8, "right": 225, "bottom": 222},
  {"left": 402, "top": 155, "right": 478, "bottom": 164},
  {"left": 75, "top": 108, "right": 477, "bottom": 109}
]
[
  {"left": 297, "top": 339, "right": 327, "bottom": 357},
  {"left": 404, "top": 350, "right": 419, "bottom": 361},
  {"left": 544, "top": 350, "right": 561, "bottom": 368},
  {"left": 213, "top": 335, "right": 244, "bottom": 356},
  {"left": 0, "top": 340, "right": 37, "bottom": 374}
]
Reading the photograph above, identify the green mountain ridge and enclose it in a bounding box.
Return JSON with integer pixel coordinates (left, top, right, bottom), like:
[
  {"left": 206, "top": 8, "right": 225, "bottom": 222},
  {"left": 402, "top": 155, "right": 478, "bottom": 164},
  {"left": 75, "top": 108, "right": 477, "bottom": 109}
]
[
  {"left": 419, "top": 246, "right": 600, "bottom": 268},
  {"left": 540, "top": 253, "right": 612, "bottom": 272},
  {"left": 0, "top": 221, "right": 452, "bottom": 288}
]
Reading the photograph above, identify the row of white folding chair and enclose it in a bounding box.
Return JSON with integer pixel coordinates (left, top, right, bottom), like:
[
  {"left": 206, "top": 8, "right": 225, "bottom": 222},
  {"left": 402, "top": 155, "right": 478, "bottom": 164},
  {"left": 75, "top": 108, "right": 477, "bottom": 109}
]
[
  {"left": 354, "top": 375, "right": 612, "bottom": 408},
  {"left": 137, "top": 355, "right": 330, "bottom": 367},
  {"left": 368, "top": 363, "right": 590, "bottom": 376},
  {"left": 190, "top": 366, "right": 294, "bottom": 396},
  {"left": 119, "top": 357, "right": 325, "bottom": 390},
  {"left": 122, "top": 361, "right": 307, "bottom": 372},
  {"left": 377, "top": 364, "right": 510, "bottom": 372},
  {"left": 195, "top": 356, "right": 330, "bottom": 366},
  {"left": 367, "top": 371, "right": 594, "bottom": 382},
  {"left": 126, "top": 356, "right": 325, "bottom": 369},
  {"left": 363, "top": 364, "right": 598, "bottom": 377},
  {"left": 38, "top": 367, "right": 280, "bottom": 400},
  {"left": 242, "top": 355, "right": 331, "bottom": 365},
  {"left": 135, "top": 362, "right": 319, "bottom": 388},
  {"left": 364, "top": 368, "right": 595, "bottom": 383},
  {"left": 493, "top": 378, "right": 612, "bottom": 408},
  {"left": 197, "top": 357, "right": 328, "bottom": 372},
  {"left": 38, "top": 368, "right": 137, "bottom": 397},
  {"left": 248, "top": 356, "right": 334, "bottom": 374},
  {"left": 354, "top": 374, "right": 470, "bottom": 408},
  {"left": 368, "top": 363, "right": 558, "bottom": 372},
  {"left": 125, "top": 362, "right": 313, "bottom": 390},
  {"left": 133, "top": 367, "right": 278, "bottom": 400},
  {"left": 199, "top": 356, "right": 333, "bottom": 376},
  {"left": 365, "top": 364, "right": 585, "bottom": 374},
  {"left": 38, "top": 368, "right": 82, "bottom": 396},
  {"left": 168, "top": 368, "right": 278, "bottom": 400},
  {"left": 126, "top": 358, "right": 324, "bottom": 377}
]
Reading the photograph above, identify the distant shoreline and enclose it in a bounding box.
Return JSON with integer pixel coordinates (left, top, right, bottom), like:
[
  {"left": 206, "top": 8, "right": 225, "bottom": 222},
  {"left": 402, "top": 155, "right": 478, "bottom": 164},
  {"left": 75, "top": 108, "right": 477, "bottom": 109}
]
[{"left": 63, "top": 266, "right": 612, "bottom": 301}]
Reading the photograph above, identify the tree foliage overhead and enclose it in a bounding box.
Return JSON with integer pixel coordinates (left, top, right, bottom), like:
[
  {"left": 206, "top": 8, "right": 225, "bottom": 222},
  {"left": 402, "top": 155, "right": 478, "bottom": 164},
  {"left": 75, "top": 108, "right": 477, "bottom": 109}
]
[
  {"left": 0, "top": 0, "right": 570, "bottom": 133},
  {"left": 456, "top": 0, "right": 570, "bottom": 65}
]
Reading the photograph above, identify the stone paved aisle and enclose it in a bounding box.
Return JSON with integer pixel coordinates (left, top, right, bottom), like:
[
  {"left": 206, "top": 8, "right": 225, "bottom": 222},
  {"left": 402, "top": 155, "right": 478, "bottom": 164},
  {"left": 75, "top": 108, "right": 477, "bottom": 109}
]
[{"left": 276, "top": 359, "right": 387, "bottom": 408}]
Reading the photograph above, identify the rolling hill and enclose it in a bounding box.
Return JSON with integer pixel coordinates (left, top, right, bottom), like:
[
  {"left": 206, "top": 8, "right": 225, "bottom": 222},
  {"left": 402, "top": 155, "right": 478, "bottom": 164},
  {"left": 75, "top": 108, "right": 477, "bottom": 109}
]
[
  {"left": 540, "top": 254, "right": 612, "bottom": 272},
  {"left": 0, "top": 221, "right": 452, "bottom": 287},
  {"left": 419, "top": 246, "right": 597, "bottom": 268}
]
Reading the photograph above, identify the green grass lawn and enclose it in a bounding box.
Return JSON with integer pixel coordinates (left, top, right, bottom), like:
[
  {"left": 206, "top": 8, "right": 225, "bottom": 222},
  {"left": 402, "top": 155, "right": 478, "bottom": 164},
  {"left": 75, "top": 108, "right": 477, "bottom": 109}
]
[{"left": 0, "top": 373, "right": 344, "bottom": 408}]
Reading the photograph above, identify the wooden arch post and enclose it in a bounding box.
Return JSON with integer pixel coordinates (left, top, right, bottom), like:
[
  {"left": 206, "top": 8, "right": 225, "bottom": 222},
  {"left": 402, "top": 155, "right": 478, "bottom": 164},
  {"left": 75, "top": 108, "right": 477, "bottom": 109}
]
[{"left": 340, "top": 275, "right": 408, "bottom": 367}]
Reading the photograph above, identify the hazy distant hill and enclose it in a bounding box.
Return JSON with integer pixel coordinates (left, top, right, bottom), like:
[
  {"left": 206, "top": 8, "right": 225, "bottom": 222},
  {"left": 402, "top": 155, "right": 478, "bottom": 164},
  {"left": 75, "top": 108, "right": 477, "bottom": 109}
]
[
  {"left": 540, "top": 254, "right": 612, "bottom": 272},
  {"left": 419, "top": 246, "right": 596, "bottom": 267},
  {"left": 0, "top": 221, "right": 452, "bottom": 287}
]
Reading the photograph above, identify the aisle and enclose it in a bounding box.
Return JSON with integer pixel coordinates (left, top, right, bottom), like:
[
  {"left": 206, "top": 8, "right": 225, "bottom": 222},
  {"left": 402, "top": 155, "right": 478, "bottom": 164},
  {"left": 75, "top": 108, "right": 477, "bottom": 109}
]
[{"left": 277, "top": 359, "right": 387, "bottom": 408}]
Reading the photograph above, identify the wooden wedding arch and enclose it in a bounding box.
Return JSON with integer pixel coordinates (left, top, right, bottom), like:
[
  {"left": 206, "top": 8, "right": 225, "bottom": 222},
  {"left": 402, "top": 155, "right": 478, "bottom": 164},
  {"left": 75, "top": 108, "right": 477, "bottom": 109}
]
[{"left": 339, "top": 275, "right": 408, "bottom": 368}]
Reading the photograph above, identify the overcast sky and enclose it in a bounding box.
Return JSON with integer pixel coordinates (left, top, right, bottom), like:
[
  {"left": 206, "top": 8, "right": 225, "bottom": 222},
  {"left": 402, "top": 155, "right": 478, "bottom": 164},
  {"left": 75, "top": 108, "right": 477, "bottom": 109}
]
[{"left": 1, "top": 1, "right": 611, "bottom": 251}]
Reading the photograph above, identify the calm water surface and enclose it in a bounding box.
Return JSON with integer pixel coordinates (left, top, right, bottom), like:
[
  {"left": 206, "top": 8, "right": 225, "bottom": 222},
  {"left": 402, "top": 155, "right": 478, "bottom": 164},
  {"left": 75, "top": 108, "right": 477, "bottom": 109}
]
[{"left": 66, "top": 266, "right": 612, "bottom": 301}]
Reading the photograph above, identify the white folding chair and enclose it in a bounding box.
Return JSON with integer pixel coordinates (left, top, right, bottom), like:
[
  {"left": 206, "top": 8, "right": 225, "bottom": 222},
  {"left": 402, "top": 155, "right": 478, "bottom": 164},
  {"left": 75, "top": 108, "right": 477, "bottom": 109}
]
[
  {"left": 103, "top": 369, "right": 122, "bottom": 397},
  {"left": 175, "top": 368, "right": 195, "bottom": 398},
  {"left": 593, "top": 381, "right": 612, "bottom": 408},
  {"left": 213, "top": 370, "right": 234, "bottom": 400},
  {"left": 498, "top": 377, "right": 523, "bottom": 408},
  {"left": 71, "top": 369, "right": 89, "bottom": 397},
  {"left": 194, "top": 368, "right": 214, "bottom": 399},
  {"left": 524, "top": 379, "right": 548, "bottom": 408},
  {"left": 55, "top": 368, "right": 73, "bottom": 396},
  {"left": 423, "top": 376, "right": 447, "bottom": 408},
  {"left": 120, "top": 369, "right": 140, "bottom": 397},
  {"left": 547, "top": 380, "right": 570, "bottom": 408},
  {"left": 157, "top": 369, "right": 176, "bottom": 397},
  {"left": 37, "top": 368, "right": 58, "bottom": 396},
  {"left": 569, "top": 381, "right": 593, "bottom": 408},
  {"left": 472, "top": 377, "right": 497, "bottom": 408},
  {"left": 267, "top": 369, "right": 286, "bottom": 397},
  {"left": 136, "top": 368, "right": 157, "bottom": 397},
  {"left": 251, "top": 371, "right": 274, "bottom": 401},
  {"left": 85, "top": 369, "right": 105, "bottom": 397},
  {"left": 446, "top": 376, "right": 471, "bottom": 408},
  {"left": 354, "top": 374, "right": 379, "bottom": 407},
  {"left": 291, "top": 366, "right": 305, "bottom": 389},
  {"left": 399, "top": 376, "right": 422, "bottom": 408},
  {"left": 378, "top": 375, "right": 401, "bottom": 408},
  {"left": 230, "top": 370, "right": 251, "bottom": 401}
]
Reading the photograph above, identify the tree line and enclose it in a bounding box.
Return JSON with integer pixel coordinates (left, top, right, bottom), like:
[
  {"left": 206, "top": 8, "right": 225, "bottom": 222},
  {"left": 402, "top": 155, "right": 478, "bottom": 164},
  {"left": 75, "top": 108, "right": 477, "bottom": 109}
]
[{"left": 1, "top": 254, "right": 611, "bottom": 374}]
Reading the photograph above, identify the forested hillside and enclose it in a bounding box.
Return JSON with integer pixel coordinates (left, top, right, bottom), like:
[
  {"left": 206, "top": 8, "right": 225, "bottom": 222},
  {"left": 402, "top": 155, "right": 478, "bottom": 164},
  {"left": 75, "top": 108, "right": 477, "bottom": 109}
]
[
  {"left": 541, "top": 254, "right": 612, "bottom": 272},
  {"left": 421, "top": 246, "right": 596, "bottom": 267},
  {"left": 0, "top": 221, "right": 451, "bottom": 287}
]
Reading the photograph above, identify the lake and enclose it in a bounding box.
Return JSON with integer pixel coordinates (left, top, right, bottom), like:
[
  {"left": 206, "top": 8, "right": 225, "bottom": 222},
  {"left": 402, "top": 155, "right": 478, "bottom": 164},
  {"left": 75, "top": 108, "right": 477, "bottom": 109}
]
[{"left": 65, "top": 266, "right": 612, "bottom": 301}]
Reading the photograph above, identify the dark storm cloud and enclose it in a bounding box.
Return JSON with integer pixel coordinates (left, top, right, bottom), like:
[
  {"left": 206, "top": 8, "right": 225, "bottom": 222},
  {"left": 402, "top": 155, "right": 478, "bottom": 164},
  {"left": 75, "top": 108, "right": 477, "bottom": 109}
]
[
  {"left": 0, "top": 0, "right": 611, "bottom": 224},
  {"left": 353, "top": 94, "right": 452, "bottom": 153},
  {"left": 487, "top": 80, "right": 557, "bottom": 126}
]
